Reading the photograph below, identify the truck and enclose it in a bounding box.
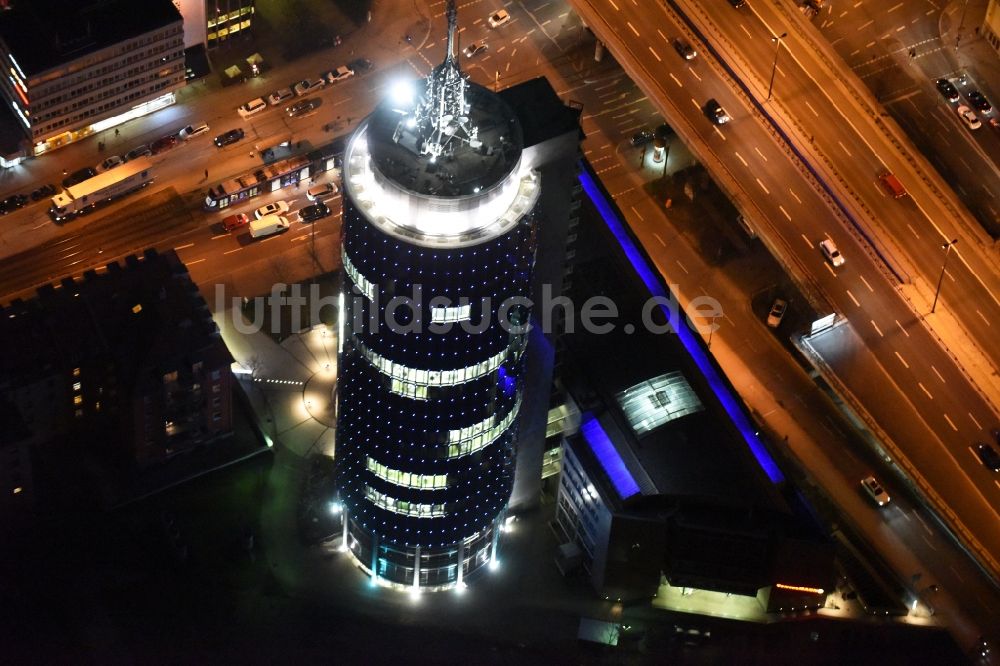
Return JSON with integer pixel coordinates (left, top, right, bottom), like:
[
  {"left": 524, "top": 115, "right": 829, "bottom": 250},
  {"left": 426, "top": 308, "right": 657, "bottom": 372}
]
[
  {"left": 249, "top": 214, "right": 291, "bottom": 239},
  {"left": 50, "top": 158, "right": 154, "bottom": 221}
]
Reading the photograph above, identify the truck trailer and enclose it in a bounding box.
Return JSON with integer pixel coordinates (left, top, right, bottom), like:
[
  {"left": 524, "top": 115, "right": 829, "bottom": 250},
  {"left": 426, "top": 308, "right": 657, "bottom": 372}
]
[{"left": 50, "top": 158, "right": 154, "bottom": 221}]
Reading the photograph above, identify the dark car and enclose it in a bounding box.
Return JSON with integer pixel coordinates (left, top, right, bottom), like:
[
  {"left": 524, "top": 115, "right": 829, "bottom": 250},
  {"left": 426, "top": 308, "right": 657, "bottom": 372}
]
[
  {"left": 30, "top": 184, "right": 57, "bottom": 201},
  {"left": 976, "top": 443, "right": 1000, "bottom": 472},
  {"left": 630, "top": 129, "right": 654, "bottom": 147},
  {"left": 299, "top": 202, "right": 331, "bottom": 222},
  {"left": 728, "top": 0, "right": 746, "bottom": 6},
  {"left": 967, "top": 90, "right": 992, "bottom": 114},
  {"left": 214, "top": 128, "right": 245, "bottom": 148},
  {"left": 936, "top": 78, "right": 960, "bottom": 103},
  {"left": 672, "top": 37, "right": 696, "bottom": 60},
  {"left": 705, "top": 98, "right": 731, "bottom": 124},
  {"left": 150, "top": 135, "right": 178, "bottom": 154},
  {"left": 62, "top": 166, "right": 97, "bottom": 188},
  {"left": 347, "top": 57, "right": 373, "bottom": 73},
  {"left": 287, "top": 99, "right": 319, "bottom": 118},
  {"left": 124, "top": 145, "right": 152, "bottom": 161}
]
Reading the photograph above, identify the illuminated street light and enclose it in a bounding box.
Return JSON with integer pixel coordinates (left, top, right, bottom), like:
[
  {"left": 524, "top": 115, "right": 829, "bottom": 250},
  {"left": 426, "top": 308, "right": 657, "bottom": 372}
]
[
  {"left": 767, "top": 32, "right": 788, "bottom": 102},
  {"left": 931, "top": 238, "right": 959, "bottom": 314}
]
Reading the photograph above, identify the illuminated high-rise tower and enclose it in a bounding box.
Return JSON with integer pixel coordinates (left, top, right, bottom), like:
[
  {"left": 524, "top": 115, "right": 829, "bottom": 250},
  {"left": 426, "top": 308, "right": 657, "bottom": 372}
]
[{"left": 334, "top": 0, "right": 541, "bottom": 591}]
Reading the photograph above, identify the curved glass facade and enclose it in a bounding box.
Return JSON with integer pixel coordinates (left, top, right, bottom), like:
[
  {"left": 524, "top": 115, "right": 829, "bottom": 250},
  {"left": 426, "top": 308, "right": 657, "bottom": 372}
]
[{"left": 335, "top": 122, "right": 540, "bottom": 590}]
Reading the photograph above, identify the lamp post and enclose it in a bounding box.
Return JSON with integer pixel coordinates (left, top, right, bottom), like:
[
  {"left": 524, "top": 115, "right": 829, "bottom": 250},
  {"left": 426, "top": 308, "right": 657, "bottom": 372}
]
[
  {"left": 767, "top": 32, "right": 788, "bottom": 101},
  {"left": 931, "top": 238, "right": 959, "bottom": 314}
]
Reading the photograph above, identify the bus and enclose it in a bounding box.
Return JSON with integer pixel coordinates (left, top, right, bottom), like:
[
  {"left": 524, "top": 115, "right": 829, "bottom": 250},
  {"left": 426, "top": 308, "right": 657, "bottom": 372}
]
[{"left": 50, "top": 158, "right": 154, "bottom": 221}]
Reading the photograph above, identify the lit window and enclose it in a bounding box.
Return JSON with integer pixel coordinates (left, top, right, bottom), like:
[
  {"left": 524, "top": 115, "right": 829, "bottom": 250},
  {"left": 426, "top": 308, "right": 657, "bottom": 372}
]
[
  {"left": 73, "top": 395, "right": 83, "bottom": 405},
  {"left": 73, "top": 382, "right": 81, "bottom": 391},
  {"left": 72, "top": 367, "right": 81, "bottom": 377}
]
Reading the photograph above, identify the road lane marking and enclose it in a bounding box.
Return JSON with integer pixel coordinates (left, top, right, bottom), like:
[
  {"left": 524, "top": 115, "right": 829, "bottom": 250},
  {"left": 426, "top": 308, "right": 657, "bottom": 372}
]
[
  {"left": 779, "top": 205, "right": 791, "bottom": 221},
  {"left": 648, "top": 46, "right": 661, "bottom": 62},
  {"left": 608, "top": 0, "right": 619, "bottom": 9},
  {"left": 931, "top": 365, "right": 945, "bottom": 383},
  {"left": 888, "top": 2, "right": 903, "bottom": 11},
  {"left": 969, "top": 412, "right": 982, "bottom": 430},
  {"left": 676, "top": 259, "right": 689, "bottom": 274},
  {"left": 688, "top": 68, "right": 701, "bottom": 81},
  {"left": 870, "top": 320, "right": 883, "bottom": 336},
  {"left": 918, "top": 382, "right": 933, "bottom": 400},
  {"left": 915, "top": 512, "right": 933, "bottom": 535},
  {"left": 837, "top": 141, "right": 852, "bottom": 156},
  {"left": 224, "top": 248, "right": 243, "bottom": 255},
  {"left": 894, "top": 351, "right": 909, "bottom": 368},
  {"left": 801, "top": 234, "right": 814, "bottom": 248},
  {"left": 788, "top": 188, "right": 802, "bottom": 203},
  {"left": 627, "top": 21, "right": 640, "bottom": 37},
  {"left": 975, "top": 309, "right": 990, "bottom": 326},
  {"left": 824, "top": 263, "right": 837, "bottom": 277},
  {"left": 754, "top": 146, "right": 767, "bottom": 161},
  {"left": 174, "top": 243, "right": 194, "bottom": 250},
  {"left": 653, "top": 232, "right": 665, "bottom": 246},
  {"left": 943, "top": 413, "right": 957, "bottom": 431},
  {"left": 804, "top": 101, "right": 819, "bottom": 117},
  {"left": 846, "top": 290, "right": 860, "bottom": 307},
  {"left": 906, "top": 223, "right": 920, "bottom": 239},
  {"left": 859, "top": 275, "right": 874, "bottom": 292},
  {"left": 185, "top": 258, "right": 206, "bottom": 266},
  {"left": 669, "top": 73, "right": 682, "bottom": 87},
  {"left": 211, "top": 234, "right": 229, "bottom": 240},
  {"left": 735, "top": 151, "right": 748, "bottom": 166},
  {"left": 740, "top": 24, "right": 752, "bottom": 38},
  {"left": 895, "top": 319, "right": 910, "bottom": 337},
  {"left": 713, "top": 126, "right": 726, "bottom": 140},
  {"left": 755, "top": 178, "right": 769, "bottom": 194},
  {"left": 921, "top": 534, "right": 937, "bottom": 551},
  {"left": 630, "top": 205, "right": 644, "bottom": 221}
]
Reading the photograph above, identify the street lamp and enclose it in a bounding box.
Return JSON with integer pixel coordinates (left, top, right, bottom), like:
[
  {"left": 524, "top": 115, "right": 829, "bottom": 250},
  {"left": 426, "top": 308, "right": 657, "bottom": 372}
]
[
  {"left": 767, "top": 32, "right": 788, "bottom": 102},
  {"left": 931, "top": 238, "right": 959, "bottom": 314}
]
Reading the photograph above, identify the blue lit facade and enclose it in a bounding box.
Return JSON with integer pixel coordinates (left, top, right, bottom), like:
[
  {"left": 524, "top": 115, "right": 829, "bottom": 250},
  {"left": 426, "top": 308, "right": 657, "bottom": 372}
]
[{"left": 334, "top": 22, "right": 542, "bottom": 588}]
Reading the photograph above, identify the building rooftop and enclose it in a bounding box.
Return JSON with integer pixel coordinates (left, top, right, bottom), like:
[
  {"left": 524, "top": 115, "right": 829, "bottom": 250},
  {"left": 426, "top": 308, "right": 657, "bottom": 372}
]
[{"left": 0, "top": 0, "right": 182, "bottom": 77}]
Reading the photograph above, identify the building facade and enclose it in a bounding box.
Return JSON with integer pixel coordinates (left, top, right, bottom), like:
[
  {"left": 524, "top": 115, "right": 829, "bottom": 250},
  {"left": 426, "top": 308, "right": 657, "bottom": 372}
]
[
  {"left": 0, "top": 0, "right": 185, "bottom": 157},
  {"left": 335, "top": 2, "right": 541, "bottom": 591},
  {"left": 204, "top": 0, "right": 255, "bottom": 48}
]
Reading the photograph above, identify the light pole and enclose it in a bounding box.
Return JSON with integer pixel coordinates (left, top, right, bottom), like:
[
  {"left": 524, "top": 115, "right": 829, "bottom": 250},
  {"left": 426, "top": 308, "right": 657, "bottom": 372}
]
[
  {"left": 931, "top": 238, "right": 959, "bottom": 314},
  {"left": 767, "top": 32, "right": 788, "bottom": 101}
]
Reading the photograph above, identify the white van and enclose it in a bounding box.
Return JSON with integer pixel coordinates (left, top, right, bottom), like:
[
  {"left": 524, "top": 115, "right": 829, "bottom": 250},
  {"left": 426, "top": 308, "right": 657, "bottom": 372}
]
[
  {"left": 250, "top": 214, "right": 291, "bottom": 239},
  {"left": 238, "top": 97, "right": 267, "bottom": 119}
]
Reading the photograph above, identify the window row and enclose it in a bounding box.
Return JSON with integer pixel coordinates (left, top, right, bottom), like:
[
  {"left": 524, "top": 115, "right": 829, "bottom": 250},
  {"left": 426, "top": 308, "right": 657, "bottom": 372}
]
[
  {"left": 447, "top": 396, "right": 521, "bottom": 459},
  {"left": 365, "top": 486, "right": 446, "bottom": 518},
  {"left": 367, "top": 457, "right": 447, "bottom": 489},
  {"left": 342, "top": 247, "right": 377, "bottom": 301},
  {"left": 431, "top": 304, "right": 471, "bottom": 323}
]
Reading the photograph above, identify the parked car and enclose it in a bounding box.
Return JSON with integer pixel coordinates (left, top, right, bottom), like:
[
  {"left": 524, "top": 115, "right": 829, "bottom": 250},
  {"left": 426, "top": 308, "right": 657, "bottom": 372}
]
[
  {"left": 237, "top": 97, "right": 268, "bottom": 119},
  {"left": 672, "top": 37, "right": 697, "bottom": 60},
  {"left": 957, "top": 105, "right": 982, "bottom": 130},
  {"left": 97, "top": 155, "right": 123, "bottom": 172},
  {"left": 347, "top": 58, "right": 373, "bottom": 73},
  {"left": 819, "top": 238, "right": 845, "bottom": 267},
  {"left": 766, "top": 299, "right": 787, "bottom": 328},
  {"left": 293, "top": 78, "right": 325, "bottom": 96},
  {"left": 307, "top": 182, "right": 338, "bottom": 200},
  {"left": 62, "top": 166, "right": 97, "bottom": 188},
  {"left": 179, "top": 123, "right": 210, "bottom": 139},
  {"left": 967, "top": 90, "right": 992, "bottom": 114},
  {"left": 267, "top": 88, "right": 294, "bottom": 106},
  {"left": 222, "top": 213, "right": 250, "bottom": 232},
  {"left": 705, "top": 98, "right": 730, "bottom": 124},
  {"left": 488, "top": 9, "right": 511, "bottom": 27},
  {"left": 254, "top": 200, "right": 290, "bottom": 219},
  {"left": 214, "top": 128, "right": 245, "bottom": 147},
  {"left": 976, "top": 443, "right": 1000, "bottom": 472},
  {"left": 299, "top": 202, "right": 331, "bottom": 222},
  {"left": 30, "top": 184, "right": 57, "bottom": 201},
  {"left": 1, "top": 194, "right": 25, "bottom": 213},
  {"left": 935, "top": 78, "right": 960, "bottom": 103},
  {"left": 630, "top": 129, "right": 654, "bottom": 147},
  {"left": 150, "top": 135, "right": 178, "bottom": 154},
  {"left": 861, "top": 476, "right": 890, "bottom": 506},
  {"left": 124, "top": 145, "right": 152, "bottom": 161},
  {"left": 287, "top": 99, "right": 319, "bottom": 118},
  {"left": 325, "top": 65, "right": 355, "bottom": 84},
  {"left": 463, "top": 41, "right": 488, "bottom": 58}
]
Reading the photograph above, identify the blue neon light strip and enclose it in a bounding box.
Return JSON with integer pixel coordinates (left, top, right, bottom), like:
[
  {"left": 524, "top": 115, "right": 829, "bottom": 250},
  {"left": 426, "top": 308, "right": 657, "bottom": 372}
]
[
  {"left": 581, "top": 414, "right": 641, "bottom": 499},
  {"left": 578, "top": 167, "right": 785, "bottom": 483}
]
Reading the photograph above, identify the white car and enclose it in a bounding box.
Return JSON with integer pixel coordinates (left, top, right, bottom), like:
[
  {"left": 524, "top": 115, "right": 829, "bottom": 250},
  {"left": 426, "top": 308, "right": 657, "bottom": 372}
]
[
  {"left": 766, "top": 299, "right": 787, "bottom": 328},
  {"left": 254, "top": 200, "right": 290, "bottom": 219},
  {"left": 957, "top": 104, "right": 982, "bottom": 130},
  {"left": 819, "top": 238, "right": 845, "bottom": 267},
  {"left": 97, "top": 155, "right": 123, "bottom": 172},
  {"left": 237, "top": 98, "right": 267, "bottom": 119},
  {"left": 293, "top": 78, "right": 325, "bottom": 96},
  {"left": 307, "top": 182, "right": 338, "bottom": 200},
  {"left": 325, "top": 65, "right": 355, "bottom": 84},
  {"left": 463, "top": 41, "right": 488, "bottom": 58},
  {"left": 488, "top": 9, "right": 511, "bottom": 27},
  {"left": 861, "top": 476, "right": 890, "bottom": 507},
  {"left": 267, "top": 88, "right": 294, "bottom": 106},
  {"left": 179, "top": 123, "right": 209, "bottom": 140}
]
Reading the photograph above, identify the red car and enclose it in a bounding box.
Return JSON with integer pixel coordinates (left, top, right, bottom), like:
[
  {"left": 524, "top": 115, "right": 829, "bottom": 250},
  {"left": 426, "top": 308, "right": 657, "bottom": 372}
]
[
  {"left": 222, "top": 212, "right": 250, "bottom": 231},
  {"left": 150, "top": 135, "right": 178, "bottom": 154}
]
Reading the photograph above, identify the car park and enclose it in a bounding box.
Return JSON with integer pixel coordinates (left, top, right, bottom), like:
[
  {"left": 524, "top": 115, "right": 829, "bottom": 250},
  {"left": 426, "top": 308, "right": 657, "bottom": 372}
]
[
  {"left": 287, "top": 99, "right": 319, "bottom": 118},
  {"left": 819, "top": 238, "right": 844, "bottom": 267},
  {"left": 463, "top": 41, "right": 488, "bottom": 58},
  {"left": 30, "top": 184, "right": 56, "bottom": 201},
  {"left": 299, "top": 202, "right": 331, "bottom": 222},
  {"left": 293, "top": 78, "right": 325, "bottom": 96},
  {"left": 62, "top": 167, "right": 97, "bottom": 188},
  {"left": 222, "top": 213, "right": 250, "bottom": 232},
  {"left": 861, "top": 476, "right": 890, "bottom": 506},
  {"left": 630, "top": 129, "right": 654, "bottom": 147},
  {"left": 672, "top": 37, "right": 696, "bottom": 60},
  {"left": 307, "top": 182, "right": 338, "bottom": 200},
  {"left": 97, "top": 155, "right": 123, "bottom": 172},
  {"left": 124, "top": 145, "right": 152, "bottom": 161},
  {"left": 488, "top": 9, "right": 511, "bottom": 27},
  {"left": 957, "top": 105, "right": 982, "bottom": 130},
  {"left": 267, "top": 88, "right": 294, "bottom": 106},
  {"left": 150, "top": 135, "right": 178, "bottom": 154},
  {"left": 935, "top": 78, "right": 959, "bottom": 102},
  {"left": 179, "top": 123, "right": 209, "bottom": 139},
  {"left": 214, "top": 128, "right": 245, "bottom": 147},
  {"left": 705, "top": 98, "right": 730, "bottom": 124},
  {"left": 976, "top": 443, "right": 1000, "bottom": 472},
  {"left": 766, "top": 299, "right": 787, "bottom": 328},
  {"left": 967, "top": 90, "right": 992, "bottom": 114},
  {"left": 237, "top": 97, "right": 268, "bottom": 119},
  {"left": 254, "top": 200, "right": 290, "bottom": 219},
  {"left": 325, "top": 65, "right": 355, "bottom": 84}
]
